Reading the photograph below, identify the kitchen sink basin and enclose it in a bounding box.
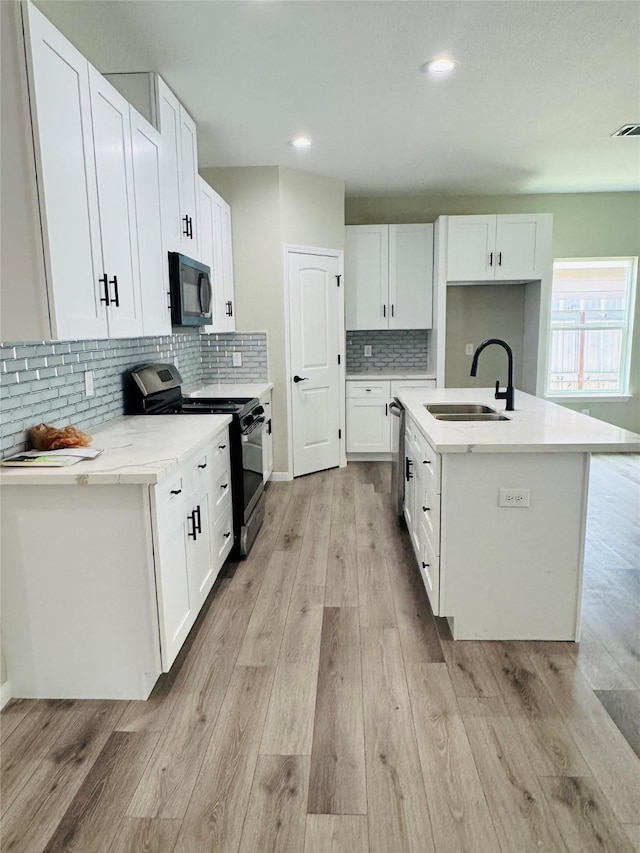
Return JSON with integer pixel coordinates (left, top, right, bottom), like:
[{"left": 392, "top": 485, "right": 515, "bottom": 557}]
[
  {"left": 433, "top": 412, "right": 510, "bottom": 422},
  {"left": 425, "top": 404, "right": 499, "bottom": 415}
]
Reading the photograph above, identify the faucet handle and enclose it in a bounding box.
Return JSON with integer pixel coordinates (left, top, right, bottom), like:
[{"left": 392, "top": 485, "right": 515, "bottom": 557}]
[{"left": 495, "top": 380, "right": 506, "bottom": 400}]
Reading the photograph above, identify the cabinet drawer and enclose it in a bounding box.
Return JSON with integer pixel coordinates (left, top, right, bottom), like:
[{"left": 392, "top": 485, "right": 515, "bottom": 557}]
[
  {"left": 390, "top": 379, "right": 436, "bottom": 396},
  {"left": 411, "top": 423, "right": 440, "bottom": 495},
  {"left": 418, "top": 521, "right": 440, "bottom": 615},
  {"left": 156, "top": 471, "right": 186, "bottom": 512},
  {"left": 211, "top": 462, "right": 232, "bottom": 514},
  {"left": 418, "top": 491, "right": 440, "bottom": 556},
  {"left": 211, "top": 432, "right": 231, "bottom": 468},
  {"left": 346, "top": 380, "right": 391, "bottom": 398},
  {"left": 211, "top": 502, "right": 234, "bottom": 566}
]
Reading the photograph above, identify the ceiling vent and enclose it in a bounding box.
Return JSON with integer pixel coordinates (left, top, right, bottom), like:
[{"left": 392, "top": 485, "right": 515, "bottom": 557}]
[{"left": 611, "top": 124, "right": 640, "bottom": 137}]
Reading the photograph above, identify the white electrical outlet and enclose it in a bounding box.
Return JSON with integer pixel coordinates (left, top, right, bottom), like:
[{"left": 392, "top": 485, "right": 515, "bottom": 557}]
[
  {"left": 499, "top": 487, "right": 530, "bottom": 507},
  {"left": 84, "top": 370, "right": 94, "bottom": 397},
  {"left": 581, "top": 408, "right": 590, "bottom": 416},
  {"left": 232, "top": 352, "right": 242, "bottom": 367},
  {"left": 364, "top": 345, "right": 372, "bottom": 357},
  {"left": 465, "top": 343, "right": 474, "bottom": 356}
]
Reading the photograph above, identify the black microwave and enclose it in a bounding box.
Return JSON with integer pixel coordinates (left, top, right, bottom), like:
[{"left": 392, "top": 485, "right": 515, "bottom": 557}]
[{"left": 168, "top": 252, "right": 213, "bottom": 326}]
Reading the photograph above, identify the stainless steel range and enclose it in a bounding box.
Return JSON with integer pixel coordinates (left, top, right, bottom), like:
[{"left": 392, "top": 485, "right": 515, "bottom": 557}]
[{"left": 125, "top": 363, "right": 265, "bottom": 558}]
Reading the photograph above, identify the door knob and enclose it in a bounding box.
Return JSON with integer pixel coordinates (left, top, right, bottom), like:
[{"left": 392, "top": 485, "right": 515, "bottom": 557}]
[{"left": 293, "top": 375, "right": 309, "bottom": 383}]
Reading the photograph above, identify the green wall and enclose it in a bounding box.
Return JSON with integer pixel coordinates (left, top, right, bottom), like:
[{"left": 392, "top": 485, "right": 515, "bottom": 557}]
[{"left": 347, "top": 192, "right": 640, "bottom": 432}]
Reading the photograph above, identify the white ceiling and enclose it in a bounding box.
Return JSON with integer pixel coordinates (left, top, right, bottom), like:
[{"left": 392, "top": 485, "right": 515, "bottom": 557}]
[{"left": 35, "top": 0, "right": 640, "bottom": 198}]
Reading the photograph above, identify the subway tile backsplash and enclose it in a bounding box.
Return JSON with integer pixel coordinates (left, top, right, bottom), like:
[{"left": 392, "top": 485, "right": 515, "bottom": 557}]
[
  {"left": 346, "top": 329, "right": 430, "bottom": 373},
  {"left": 0, "top": 330, "right": 269, "bottom": 457}
]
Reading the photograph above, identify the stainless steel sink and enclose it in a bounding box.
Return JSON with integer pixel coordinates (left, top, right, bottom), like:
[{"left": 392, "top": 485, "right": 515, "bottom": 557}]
[
  {"left": 425, "top": 404, "right": 498, "bottom": 415},
  {"left": 433, "top": 412, "right": 510, "bottom": 422}
]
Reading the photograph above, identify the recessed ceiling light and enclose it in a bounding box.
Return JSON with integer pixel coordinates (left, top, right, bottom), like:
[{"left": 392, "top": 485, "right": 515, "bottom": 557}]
[
  {"left": 422, "top": 57, "right": 458, "bottom": 74},
  {"left": 289, "top": 136, "right": 313, "bottom": 149}
]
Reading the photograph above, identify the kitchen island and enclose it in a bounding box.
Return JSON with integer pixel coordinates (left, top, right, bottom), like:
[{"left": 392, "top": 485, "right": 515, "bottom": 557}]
[{"left": 396, "top": 387, "right": 640, "bottom": 641}]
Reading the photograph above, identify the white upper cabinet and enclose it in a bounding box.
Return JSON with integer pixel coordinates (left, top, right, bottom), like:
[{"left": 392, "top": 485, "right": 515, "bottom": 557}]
[
  {"left": 156, "top": 77, "right": 199, "bottom": 255},
  {"left": 23, "top": 2, "right": 107, "bottom": 339},
  {"left": 345, "top": 225, "right": 389, "bottom": 330},
  {"left": 199, "top": 177, "right": 236, "bottom": 333},
  {"left": 88, "top": 68, "right": 143, "bottom": 337},
  {"left": 389, "top": 224, "right": 433, "bottom": 329},
  {"left": 345, "top": 224, "right": 433, "bottom": 330},
  {"left": 446, "top": 214, "right": 551, "bottom": 282},
  {"left": 129, "top": 108, "right": 171, "bottom": 336},
  {"left": 6, "top": 3, "right": 169, "bottom": 341}
]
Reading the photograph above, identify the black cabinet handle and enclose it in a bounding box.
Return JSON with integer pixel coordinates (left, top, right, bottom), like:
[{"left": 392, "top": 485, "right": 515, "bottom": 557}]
[
  {"left": 267, "top": 419, "right": 272, "bottom": 435},
  {"left": 109, "top": 275, "right": 119, "bottom": 307},
  {"left": 391, "top": 304, "right": 395, "bottom": 317},
  {"left": 293, "top": 375, "right": 309, "bottom": 383},
  {"left": 170, "top": 489, "right": 182, "bottom": 495},
  {"left": 383, "top": 304, "right": 387, "bottom": 317},
  {"left": 99, "top": 274, "right": 110, "bottom": 305},
  {"left": 226, "top": 300, "right": 233, "bottom": 317},
  {"left": 422, "top": 562, "right": 430, "bottom": 569},
  {"left": 189, "top": 216, "right": 194, "bottom": 239},
  {"left": 498, "top": 251, "right": 502, "bottom": 266},
  {"left": 385, "top": 403, "right": 388, "bottom": 416},
  {"left": 198, "top": 462, "right": 207, "bottom": 469},
  {"left": 218, "top": 444, "right": 227, "bottom": 450},
  {"left": 405, "top": 457, "right": 413, "bottom": 481},
  {"left": 223, "top": 531, "right": 231, "bottom": 539},
  {"left": 187, "top": 511, "right": 197, "bottom": 539},
  {"left": 195, "top": 505, "right": 202, "bottom": 534},
  {"left": 422, "top": 506, "right": 430, "bottom": 513},
  {"left": 489, "top": 252, "right": 494, "bottom": 267},
  {"left": 423, "top": 460, "right": 431, "bottom": 465},
  {"left": 182, "top": 215, "right": 190, "bottom": 237},
  {"left": 221, "top": 483, "right": 228, "bottom": 489}
]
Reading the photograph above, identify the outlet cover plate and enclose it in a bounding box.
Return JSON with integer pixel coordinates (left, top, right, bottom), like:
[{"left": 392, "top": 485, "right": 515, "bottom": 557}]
[
  {"left": 364, "top": 345, "right": 372, "bottom": 357},
  {"left": 232, "top": 352, "right": 242, "bottom": 367},
  {"left": 84, "top": 370, "right": 94, "bottom": 397},
  {"left": 499, "top": 487, "right": 530, "bottom": 507}
]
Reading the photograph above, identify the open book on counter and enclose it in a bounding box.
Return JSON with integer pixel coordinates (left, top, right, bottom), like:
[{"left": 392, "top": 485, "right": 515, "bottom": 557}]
[{"left": 1, "top": 447, "right": 104, "bottom": 467}]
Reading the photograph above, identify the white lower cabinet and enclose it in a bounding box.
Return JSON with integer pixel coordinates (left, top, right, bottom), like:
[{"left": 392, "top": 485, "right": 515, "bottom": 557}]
[
  {"left": 347, "top": 379, "right": 435, "bottom": 455},
  {"left": 1, "top": 426, "right": 233, "bottom": 699},
  {"left": 260, "top": 388, "right": 274, "bottom": 482},
  {"left": 404, "top": 413, "right": 441, "bottom": 614},
  {"left": 152, "top": 434, "right": 233, "bottom": 670}
]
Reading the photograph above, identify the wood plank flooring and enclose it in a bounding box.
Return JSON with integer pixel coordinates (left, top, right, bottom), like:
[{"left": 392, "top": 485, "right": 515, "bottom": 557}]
[{"left": 1, "top": 454, "right": 639, "bottom": 852}]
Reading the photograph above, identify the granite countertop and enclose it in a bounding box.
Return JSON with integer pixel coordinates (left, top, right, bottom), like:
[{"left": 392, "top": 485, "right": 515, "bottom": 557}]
[
  {"left": 183, "top": 381, "right": 274, "bottom": 399},
  {"left": 398, "top": 387, "right": 640, "bottom": 454},
  {"left": 346, "top": 372, "right": 436, "bottom": 381},
  {"left": 0, "top": 415, "right": 232, "bottom": 485}
]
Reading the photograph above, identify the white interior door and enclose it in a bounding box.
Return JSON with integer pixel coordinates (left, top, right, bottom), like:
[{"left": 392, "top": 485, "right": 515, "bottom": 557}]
[{"left": 289, "top": 251, "right": 342, "bottom": 477}]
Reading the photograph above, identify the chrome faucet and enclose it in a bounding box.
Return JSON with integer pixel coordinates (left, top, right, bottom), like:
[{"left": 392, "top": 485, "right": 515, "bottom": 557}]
[{"left": 470, "top": 338, "right": 515, "bottom": 411}]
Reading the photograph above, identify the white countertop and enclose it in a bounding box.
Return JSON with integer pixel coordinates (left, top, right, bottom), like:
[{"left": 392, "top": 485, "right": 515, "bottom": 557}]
[
  {"left": 184, "top": 381, "right": 274, "bottom": 399},
  {"left": 398, "top": 387, "right": 640, "bottom": 454},
  {"left": 0, "top": 415, "right": 232, "bottom": 485},
  {"left": 347, "top": 373, "right": 436, "bottom": 381}
]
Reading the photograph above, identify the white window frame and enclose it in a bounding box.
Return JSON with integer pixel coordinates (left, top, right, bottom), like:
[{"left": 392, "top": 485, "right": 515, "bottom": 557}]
[{"left": 545, "top": 257, "right": 637, "bottom": 401}]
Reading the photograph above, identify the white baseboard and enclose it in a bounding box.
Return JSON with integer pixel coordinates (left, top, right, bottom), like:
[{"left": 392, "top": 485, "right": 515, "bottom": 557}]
[
  {"left": 270, "top": 471, "right": 292, "bottom": 482},
  {"left": 346, "top": 453, "right": 394, "bottom": 462},
  {"left": 0, "top": 680, "right": 12, "bottom": 710}
]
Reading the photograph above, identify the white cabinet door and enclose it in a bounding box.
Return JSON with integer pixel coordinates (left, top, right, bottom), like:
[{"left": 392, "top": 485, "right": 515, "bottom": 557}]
[
  {"left": 186, "top": 485, "right": 214, "bottom": 611},
  {"left": 155, "top": 508, "right": 193, "bottom": 670},
  {"left": 179, "top": 106, "right": 199, "bottom": 255},
  {"left": 345, "top": 225, "right": 389, "bottom": 330},
  {"left": 156, "top": 77, "right": 184, "bottom": 254},
  {"left": 199, "top": 181, "right": 236, "bottom": 333},
  {"left": 446, "top": 215, "right": 496, "bottom": 282},
  {"left": 217, "top": 198, "right": 236, "bottom": 331},
  {"left": 88, "top": 68, "right": 143, "bottom": 337},
  {"left": 388, "top": 224, "right": 433, "bottom": 329},
  {"left": 23, "top": 3, "right": 107, "bottom": 340},
  {"left": 130, "top": 107, "right": 171, "bottom": 336},
  {"left": 346, "top": 398, "right": 391, "bottom": 453},
  {"left": 418, "top": 518, "right": 440, "bottom": 615},
  {"left": 494, "top": 214, "right": 546, "bottom": 281}
]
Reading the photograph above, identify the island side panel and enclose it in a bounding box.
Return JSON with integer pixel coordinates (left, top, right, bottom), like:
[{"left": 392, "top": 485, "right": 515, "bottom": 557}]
[
  {"left": 1, "top": 484, "right": 162, "bottom": 699},
  {"left": 439, "top": 452, "right": 589, "bottom": 641}
]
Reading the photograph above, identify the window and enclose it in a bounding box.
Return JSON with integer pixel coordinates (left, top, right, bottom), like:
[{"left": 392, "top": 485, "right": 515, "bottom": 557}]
[{"left": 546, "top": 258, "right": 637, "bottom": 397}]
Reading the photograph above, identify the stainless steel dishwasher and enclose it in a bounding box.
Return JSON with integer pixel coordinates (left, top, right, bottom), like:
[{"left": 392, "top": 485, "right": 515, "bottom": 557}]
[{"left": 389, "top": 398, "right": 405, "bottom": 520}]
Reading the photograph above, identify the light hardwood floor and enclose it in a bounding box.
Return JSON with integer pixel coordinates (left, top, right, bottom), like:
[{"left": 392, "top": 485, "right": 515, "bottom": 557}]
[{"left": 1, "top": 455, "right": 639, "bottom": 852}]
